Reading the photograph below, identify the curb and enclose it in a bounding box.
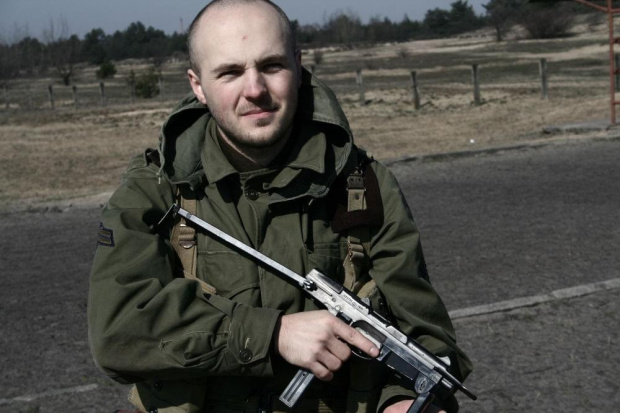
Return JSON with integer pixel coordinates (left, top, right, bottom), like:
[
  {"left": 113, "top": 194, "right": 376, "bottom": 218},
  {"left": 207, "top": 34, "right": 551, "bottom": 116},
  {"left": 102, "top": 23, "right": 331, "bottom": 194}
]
[{"left": 383, "top": 128, "right": 620, "bottom": 166}]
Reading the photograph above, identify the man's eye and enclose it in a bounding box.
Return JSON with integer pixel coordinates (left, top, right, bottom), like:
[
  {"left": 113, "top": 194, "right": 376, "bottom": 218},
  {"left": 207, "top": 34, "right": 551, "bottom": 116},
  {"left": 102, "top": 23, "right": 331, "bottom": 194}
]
[
  {"left": 263, "top": 63, "right": 284, "bottom": 73},
  {"left": 219, "top": 70, "right": 242, "bottom": 79}
]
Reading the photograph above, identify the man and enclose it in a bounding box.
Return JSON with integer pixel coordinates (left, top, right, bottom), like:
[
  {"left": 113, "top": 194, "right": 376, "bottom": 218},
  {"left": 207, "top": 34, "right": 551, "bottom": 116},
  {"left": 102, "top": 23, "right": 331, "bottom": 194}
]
[{"left": 88, "top": 1, "right": 472, "bottom": 412}]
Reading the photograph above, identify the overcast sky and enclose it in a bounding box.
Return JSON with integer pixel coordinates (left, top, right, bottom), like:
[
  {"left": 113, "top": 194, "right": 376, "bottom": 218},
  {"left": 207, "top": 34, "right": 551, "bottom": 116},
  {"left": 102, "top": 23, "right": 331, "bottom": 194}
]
[{"left": 0, "top": 0, "right": 486, "bottom": 41}]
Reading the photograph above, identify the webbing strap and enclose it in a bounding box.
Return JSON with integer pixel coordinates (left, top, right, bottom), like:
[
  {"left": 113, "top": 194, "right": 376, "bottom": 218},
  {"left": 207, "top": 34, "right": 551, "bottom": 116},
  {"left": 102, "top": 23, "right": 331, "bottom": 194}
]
[
  {"left": 344, "top": 228, "right": 374, "bottom": 295},
  {"left": 170, "top": 190, "right": 217, "bottom": 295},
  {"left": 342, "top": 161, "right": 384, "bottom": 413},
  {"left": 342, "top": 168, "right": 373, "bottom": 295}
]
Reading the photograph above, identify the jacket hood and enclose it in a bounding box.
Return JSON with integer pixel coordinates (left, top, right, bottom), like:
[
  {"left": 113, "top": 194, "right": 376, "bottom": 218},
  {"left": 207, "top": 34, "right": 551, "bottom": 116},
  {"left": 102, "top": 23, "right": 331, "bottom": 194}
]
[{"left": 157, "top": 67, "right": 356, "bottom": 200}]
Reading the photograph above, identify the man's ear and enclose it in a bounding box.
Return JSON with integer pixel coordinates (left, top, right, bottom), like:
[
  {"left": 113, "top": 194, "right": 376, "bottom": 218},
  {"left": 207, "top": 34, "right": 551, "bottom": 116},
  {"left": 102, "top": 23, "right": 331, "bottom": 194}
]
[{"left": 188, "top": 69, "right": 207, "bottom": 104}]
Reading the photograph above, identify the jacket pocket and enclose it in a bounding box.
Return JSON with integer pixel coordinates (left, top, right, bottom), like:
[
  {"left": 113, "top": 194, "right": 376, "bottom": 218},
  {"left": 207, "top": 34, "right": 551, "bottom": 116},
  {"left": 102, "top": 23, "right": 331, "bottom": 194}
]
[
  {"left": 307, "top": 241, "right": 347, "bottom": 285},
  {"left": 197, "top": 250, "right": 260, "bottom": 302}
]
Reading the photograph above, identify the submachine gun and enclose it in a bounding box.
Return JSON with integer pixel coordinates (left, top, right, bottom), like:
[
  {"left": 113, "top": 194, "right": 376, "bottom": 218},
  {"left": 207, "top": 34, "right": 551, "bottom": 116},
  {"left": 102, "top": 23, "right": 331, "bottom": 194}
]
[{"left": 171, "top": 204, "right": 477, "bottom": 413}]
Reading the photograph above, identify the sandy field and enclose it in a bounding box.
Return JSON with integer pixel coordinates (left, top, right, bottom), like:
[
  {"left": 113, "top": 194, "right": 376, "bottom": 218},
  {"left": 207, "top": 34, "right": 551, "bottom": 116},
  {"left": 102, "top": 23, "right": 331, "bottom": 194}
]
[{"left": 0, "top": 19, "right": 616, "bottom": 208}]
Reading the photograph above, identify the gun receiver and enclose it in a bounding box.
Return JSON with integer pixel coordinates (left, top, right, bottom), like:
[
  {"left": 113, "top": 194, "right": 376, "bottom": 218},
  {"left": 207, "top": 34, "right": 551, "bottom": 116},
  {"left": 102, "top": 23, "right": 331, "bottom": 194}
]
[{"left": 171, "top": 204, "right": 476, "bottom": 413}]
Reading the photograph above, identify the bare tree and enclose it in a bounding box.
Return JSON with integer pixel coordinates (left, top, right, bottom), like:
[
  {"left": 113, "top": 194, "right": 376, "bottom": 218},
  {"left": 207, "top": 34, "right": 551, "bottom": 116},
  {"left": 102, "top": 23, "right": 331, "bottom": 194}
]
[
  {"left": 483, "top": 0, "right": 523, "bottom": 42},
  {"left": 0, "top": 24, "right": 29, "bottom": 90},
  {"left": 0, "top": 40, "right": 16, "bottom": 89},
  {"left": 43, "top": 16, "right": 81, "bottom": 85},
  {"left": 323, "top": 10, "right": 363, "bottom": 48}
]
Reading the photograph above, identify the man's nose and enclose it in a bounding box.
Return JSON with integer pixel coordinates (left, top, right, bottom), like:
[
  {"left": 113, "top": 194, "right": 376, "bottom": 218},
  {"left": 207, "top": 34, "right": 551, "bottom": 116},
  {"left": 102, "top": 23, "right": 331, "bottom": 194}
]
[{"left": 242, "top": 69, "right": 267, "bottom": 100}]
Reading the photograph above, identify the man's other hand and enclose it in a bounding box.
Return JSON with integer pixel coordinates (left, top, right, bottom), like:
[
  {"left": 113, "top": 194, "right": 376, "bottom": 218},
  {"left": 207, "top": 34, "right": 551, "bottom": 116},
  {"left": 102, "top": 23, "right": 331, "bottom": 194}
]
[
  {"left": 383, "top": 399, "right": 447, "bottom": 413},
  {"left": 274, "top": 310, "right": 379, "bottom": 381}
]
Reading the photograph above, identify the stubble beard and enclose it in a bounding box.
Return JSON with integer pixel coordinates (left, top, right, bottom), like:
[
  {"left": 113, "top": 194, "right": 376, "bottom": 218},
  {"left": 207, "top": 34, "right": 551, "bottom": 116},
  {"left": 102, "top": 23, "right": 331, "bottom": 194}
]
[{"left": 214, "top": 100, "right": 297, "bottom": 151}]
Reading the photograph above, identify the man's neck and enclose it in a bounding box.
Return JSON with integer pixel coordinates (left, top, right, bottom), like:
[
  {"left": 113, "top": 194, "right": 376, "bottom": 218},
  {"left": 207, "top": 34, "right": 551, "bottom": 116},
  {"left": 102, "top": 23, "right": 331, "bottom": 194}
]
[{"left": 216, "top": 128, "right": 291, "bottom": 172}]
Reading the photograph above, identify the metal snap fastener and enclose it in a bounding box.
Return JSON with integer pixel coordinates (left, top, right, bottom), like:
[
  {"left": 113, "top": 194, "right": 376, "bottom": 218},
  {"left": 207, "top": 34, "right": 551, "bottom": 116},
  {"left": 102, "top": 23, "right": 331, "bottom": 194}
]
[
  {"left": 246, "top": 190, "right": 259, "bottom": 201},
  {"left": 239, "top": 349, "right": 253, "bottom": 362}
]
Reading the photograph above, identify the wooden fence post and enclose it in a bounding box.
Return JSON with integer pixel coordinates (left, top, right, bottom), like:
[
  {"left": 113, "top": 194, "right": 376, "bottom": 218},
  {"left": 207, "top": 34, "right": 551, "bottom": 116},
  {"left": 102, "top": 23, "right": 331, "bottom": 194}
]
[
  {"left": 410, "top": 71, "right": 421, "bottom": 110},
  {"left": 159, "top": 76, "right": 164, "bottom": 100},
  {"left": 27, "top": 87, "right": 33, "bottom": 110},
  {"left": 48, "top": 85, "right": 55, "bottom": 110},
  {"left": 310, "top": 64, "right": 316, "bottom": 74},
  {"left": 539, "top": 58, "right": 549, "bottom": 100},
  {"left": 100, "top": 82, "right": 106, "bottom": 106},
  {"left": 130, "top": 79, "right": 136, "bottom": 104},
  {"left": 356, "top": 69, "right": 365, "bottom": 104},
  {"left": 472, "top": 64, "right": 481, "bottom": 105},
  {"left": 72, "top": 85, "right": 79, "bottom": 108},
  {"left": 3, "top": 85, "right": 8, "bottom": 110}
]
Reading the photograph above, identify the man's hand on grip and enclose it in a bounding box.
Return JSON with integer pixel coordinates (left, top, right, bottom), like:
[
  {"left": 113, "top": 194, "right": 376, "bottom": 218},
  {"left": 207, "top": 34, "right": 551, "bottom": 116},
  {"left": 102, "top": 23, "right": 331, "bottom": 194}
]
[{"left": 274, "top": 310, "right": 379, "bottom": 381}]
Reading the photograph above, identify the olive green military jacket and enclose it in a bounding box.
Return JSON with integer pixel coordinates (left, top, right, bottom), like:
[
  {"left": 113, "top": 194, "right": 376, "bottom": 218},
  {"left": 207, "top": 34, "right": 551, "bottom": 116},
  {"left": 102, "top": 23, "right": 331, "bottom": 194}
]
[{"left": 88, "top": 69, "right": 472, "bottom": 412}]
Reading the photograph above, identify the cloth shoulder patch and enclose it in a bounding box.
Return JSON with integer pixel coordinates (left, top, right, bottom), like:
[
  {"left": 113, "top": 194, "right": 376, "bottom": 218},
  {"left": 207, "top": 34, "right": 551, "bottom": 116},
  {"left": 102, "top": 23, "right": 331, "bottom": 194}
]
[{"left": 97, "top": 222, "right": 115, "bottom": 247}]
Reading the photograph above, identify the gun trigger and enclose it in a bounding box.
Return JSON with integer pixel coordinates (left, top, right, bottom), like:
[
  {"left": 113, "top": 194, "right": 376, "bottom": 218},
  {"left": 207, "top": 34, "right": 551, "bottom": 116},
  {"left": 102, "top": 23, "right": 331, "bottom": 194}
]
[
  {"left": 350, "top": 320, "right": 385, "bottom": 360},
  {"left": 352, "top": 320, "right": 387, "bottom": 347},
  {"left": 351, "top": 346, "right": 373, "bottom": 360}
]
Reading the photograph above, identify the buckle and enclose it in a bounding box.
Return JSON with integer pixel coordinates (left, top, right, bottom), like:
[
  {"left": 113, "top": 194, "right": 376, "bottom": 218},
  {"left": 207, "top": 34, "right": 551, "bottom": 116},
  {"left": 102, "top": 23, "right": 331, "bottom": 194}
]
[{"left": 347, "top": 172, "right": 364, "bottom": 190}]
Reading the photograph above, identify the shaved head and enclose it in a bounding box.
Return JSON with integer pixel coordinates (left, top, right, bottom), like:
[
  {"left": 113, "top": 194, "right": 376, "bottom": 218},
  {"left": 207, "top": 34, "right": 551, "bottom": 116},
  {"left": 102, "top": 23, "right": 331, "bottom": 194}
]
[{"left": 187, "top": 0, "right": 296, "bottom": 74}]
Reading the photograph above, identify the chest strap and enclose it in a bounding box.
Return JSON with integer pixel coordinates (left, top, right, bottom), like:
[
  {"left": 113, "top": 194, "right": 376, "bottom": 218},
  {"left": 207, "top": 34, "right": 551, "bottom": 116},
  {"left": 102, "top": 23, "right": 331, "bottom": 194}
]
[
  {"left": 335, "top": 154, "right": 383, "bottom": 297},
  {"left": 170, "top": 189, "right": 217, "bottom": 295},
  {"left": 343, "top": 167, "right": 371, "bottom": 294}
]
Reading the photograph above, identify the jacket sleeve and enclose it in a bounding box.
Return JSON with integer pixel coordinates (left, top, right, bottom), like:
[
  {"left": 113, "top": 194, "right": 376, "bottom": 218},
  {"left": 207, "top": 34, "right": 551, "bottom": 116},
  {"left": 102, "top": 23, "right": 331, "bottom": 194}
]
[
  {"left": 368, "top": 162, "right": 473, "bottom": 411},
  {"left": 87, "top": 153, "right": 281, "bottom": 383}
]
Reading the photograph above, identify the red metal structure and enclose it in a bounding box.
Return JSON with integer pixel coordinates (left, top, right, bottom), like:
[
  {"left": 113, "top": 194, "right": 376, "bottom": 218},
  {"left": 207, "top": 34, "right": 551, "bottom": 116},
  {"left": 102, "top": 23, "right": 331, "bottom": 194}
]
[
  {"left": 532, "top": 0, "right": 620, "bottom": 124},
  {"left": 577, "top": 0, "right": 620, "bottom": 124}
]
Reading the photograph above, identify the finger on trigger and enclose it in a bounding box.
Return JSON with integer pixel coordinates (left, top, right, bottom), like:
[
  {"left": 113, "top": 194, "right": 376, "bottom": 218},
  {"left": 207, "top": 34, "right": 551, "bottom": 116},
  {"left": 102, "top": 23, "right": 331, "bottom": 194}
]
[{"left": 335, "top": 321, "right": 380, "bottom": 358}]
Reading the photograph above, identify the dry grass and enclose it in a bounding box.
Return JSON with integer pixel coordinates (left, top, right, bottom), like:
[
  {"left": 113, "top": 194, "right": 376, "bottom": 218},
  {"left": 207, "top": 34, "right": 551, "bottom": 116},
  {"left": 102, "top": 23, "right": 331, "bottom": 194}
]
[
  {"left": 0, "top": 21, "right": 616, "bottom": 209},
  {"left": 0, "top": 104, "right": 165, "bottom": 205},
  {"left": 345, "top": 88, "right": 610, "bottom": 159}
]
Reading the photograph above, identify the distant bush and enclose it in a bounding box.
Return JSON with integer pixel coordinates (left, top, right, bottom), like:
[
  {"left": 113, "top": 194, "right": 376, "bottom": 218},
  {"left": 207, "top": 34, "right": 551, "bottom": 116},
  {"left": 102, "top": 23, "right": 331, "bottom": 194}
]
[
  {"left": 133, "top": 68, "right": 160, "bottom": 98},
  {"left": 96, "top": 61, "right": 117, "bottom": 79},
  {"left": 396, "top": 46, "right": 410, "bottom": 59},
  {"left": 520, "top": 3, "right": 576, "bottom": 39},
  {"left": 424, "top": 1, "right": 485, "bottom": 38}
]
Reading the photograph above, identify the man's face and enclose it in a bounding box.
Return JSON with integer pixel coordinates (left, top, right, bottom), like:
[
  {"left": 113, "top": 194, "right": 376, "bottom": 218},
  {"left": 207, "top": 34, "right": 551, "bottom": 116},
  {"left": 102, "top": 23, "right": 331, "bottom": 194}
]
[{"left": 188, "top": 3, "right": 301, "bottom": 151}]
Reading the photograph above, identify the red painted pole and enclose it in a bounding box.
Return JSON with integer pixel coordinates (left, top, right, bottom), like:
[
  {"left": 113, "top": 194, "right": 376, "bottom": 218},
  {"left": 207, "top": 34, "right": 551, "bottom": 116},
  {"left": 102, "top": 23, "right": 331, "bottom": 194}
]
[{"left": 609, "top": 0, "right": 616, "bottom": 125}]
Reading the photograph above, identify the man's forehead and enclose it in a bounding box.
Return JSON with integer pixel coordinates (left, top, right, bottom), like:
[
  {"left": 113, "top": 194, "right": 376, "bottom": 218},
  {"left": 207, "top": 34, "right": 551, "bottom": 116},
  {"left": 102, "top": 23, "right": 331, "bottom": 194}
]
[{"left": 194, "top": 3, "right": 291, "bottom": 68}]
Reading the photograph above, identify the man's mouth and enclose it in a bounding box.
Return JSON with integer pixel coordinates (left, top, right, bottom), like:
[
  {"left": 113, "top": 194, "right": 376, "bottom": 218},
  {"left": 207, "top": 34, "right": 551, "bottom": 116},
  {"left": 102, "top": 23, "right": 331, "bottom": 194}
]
[
  {"left": 240, "top": 104, "right": 279, "bottom": 118},
  {"left": 243, "top": 109, "right": 272, "bottom": 117}
]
